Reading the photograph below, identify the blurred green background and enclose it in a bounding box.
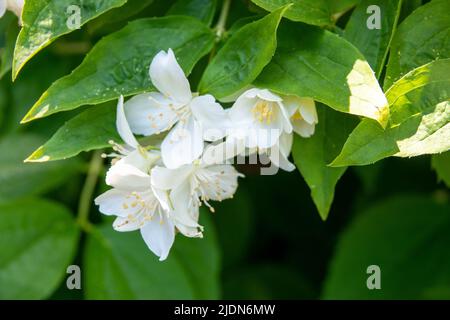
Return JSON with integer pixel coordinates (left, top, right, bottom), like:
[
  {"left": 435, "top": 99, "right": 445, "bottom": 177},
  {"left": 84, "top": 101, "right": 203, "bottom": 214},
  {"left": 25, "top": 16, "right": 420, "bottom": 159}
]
[{"left": 0, "top": 0, "right": 449, "bottom": 300}]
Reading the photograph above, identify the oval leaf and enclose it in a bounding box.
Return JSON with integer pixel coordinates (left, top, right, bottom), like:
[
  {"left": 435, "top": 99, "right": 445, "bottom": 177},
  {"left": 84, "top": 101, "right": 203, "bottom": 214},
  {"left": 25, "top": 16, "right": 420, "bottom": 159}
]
[
  {"left": 292, "top": 106, "right": 358, "bottom": 220},
  {"left": 0, "top": 134, "right": 81, "bottom": 202},
  {"left": 26, "top": 103, "right": 119, "bottom": 162},
  {"left": 0, "top": 198, "right": 79, "bottom": 299},
  {"left": 13, "top": 0, "right": 127, "bottom": 79},
  {"left": 84, "top": 215, "right": 220, "bottom": 299},
  {"left": 323, "top": 196, "right": 450, "bottom": 299},
  {"left": 344, "top": 0, "right": 402, "bottom": 78},
  {"left": 21, "top": 16, "right": 215, "bottom": 123},
  {"left": 331, "top": 59, "right": 450, "bottom": 167},
  {"left": 198, "top": 5, "right": 289, "bottom": 100},
  {"left": 432, "top": 152, "right": 450, "bottom": 188},
  {"left": 168, "top": 0, "right": 217, "bottom": 26},
  {"left": 250, "top": 0, "right": 332, "bottom": 26},
  {"left": 255, "top": 23, "right": 389, "bottom": 127},
  {"left": 384, "top": 0, "right": 450, "bottom": 88}
]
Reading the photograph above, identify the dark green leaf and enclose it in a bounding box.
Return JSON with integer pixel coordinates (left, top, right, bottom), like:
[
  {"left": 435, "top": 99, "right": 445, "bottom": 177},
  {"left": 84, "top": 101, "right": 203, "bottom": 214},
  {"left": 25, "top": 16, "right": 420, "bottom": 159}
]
[
  {"left": 26, "top": 103, "right": 119, "bottom": 162},
  {"left": 0, "top": 134, "right": 81, "bottom": 202},
  {"left": 0, "top": 198, "right": 79, "bottom": 299},
  {"left": 0, "top": 17, "right": 19, "bottom": 79},
  {"left": 250, "top": 0, "right": 332, "bottom": 26},
  {"left": 87, "top": 0, "right": 155, "bottom": 34},
  {"left": 199, "top": 5, "right": 289, "bottom": 99},
  {"left": 84, "top": 215, "right": 220, "bottom": 299},
  {"left": 432, "top": 152, "right": 450, "bottom": 188},
  {"left": 384, "top": 0, "right": 450, "bottom": 88},
  {"left": 292, "top": 106, "right": 358, "bottom": 220},
  {"left": 168, "top": 0, "right": 217, "bottom": 25},
  {"left": 21, "top": 16, "right": 215, "bottom": 123},
  {"left": 13, "top": 0, "right": 127, "bottom": 79},
  {"left": 344, "top": 0, "right": 402, "bottom": 78},
  {"left": 323, "top": 196, "right": 450, "bottom": 299}
]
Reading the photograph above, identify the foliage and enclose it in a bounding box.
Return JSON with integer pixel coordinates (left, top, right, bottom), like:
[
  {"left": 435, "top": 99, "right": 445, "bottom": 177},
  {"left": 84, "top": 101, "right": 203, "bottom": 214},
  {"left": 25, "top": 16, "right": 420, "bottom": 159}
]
[{"left": 0, "top": 0, "right": 448, "bottom": 300}]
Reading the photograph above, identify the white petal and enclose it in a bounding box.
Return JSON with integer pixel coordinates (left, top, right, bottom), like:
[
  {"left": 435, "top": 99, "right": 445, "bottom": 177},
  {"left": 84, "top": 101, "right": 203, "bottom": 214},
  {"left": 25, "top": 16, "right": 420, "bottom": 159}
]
[
  {"left": 149, "top": 49, "right": 192, "bottom": 104},
  {"left": 243, "top": 88, "right": 282, "bottom": 102},
  {"left": 268, "top": 134, "right": 295, "bottom": 172},
  {"left": 116, "top": 95, "right": 139, "bottom": 148},
  {"left": 201, "top": 138, "right": 246, "bottom": 165},
  {"left": 170, "top": 181, "right": 203, "bottom": 237},
  {"left": 293, "top": 120, "right": 316, "bottom": 138},
  {"left": 140, "top": 216, "right": 175, "bottom": 261},
  {"left": 151, "top": 185, "right": 171, "bottom": 212},
  {"left": 269, "top": 147, "right": 296, "bottom": 172},
  {"left": 161, "top": 115, "right": 204, "bottom": 169},
  {"left": 0, "top": 1, "right": 6, "bottom": 18},
  {"left": 112, "top": 216, "right": 141, "bottom": 232},
  {"left": 111, "top": 149, "right": 159, "bottom": 176},
  {"left": 151, "top": 165, "right": 192, "bottom": 191},
  {"left": 279, "top": 132, "right": 293, "bottom": 157},
  {"left": 298, "top": 98, "right": 318, "bottom": 125},
  {"left": 255, "top": 89, "right": 283, "bottom": 102},
  {"left": 95, "top": 189, "right": 139, "bottom": 217},
  {"left": 190, "top": 94, "right": 231, "bottom": 141},
  {"left": 198, "top": 164, "right": 241, "bottom": 201},
  {"left": 6, "top": 0, "right": 23, "bottom": 18},
  {"left": 250, "top": 119, "right": 283, "bottom": 149},
  {"left": 228, "top": 94, "right": 258, "bottom": 127},
  {"left": 278, "top": 101, "right": 293, "bottom": 134},
  {"left": 124, "top": 92, "right": 179, "bottom": 136},
  {"left": 106, "top": 161, "right": 151, "bottom": 190}
]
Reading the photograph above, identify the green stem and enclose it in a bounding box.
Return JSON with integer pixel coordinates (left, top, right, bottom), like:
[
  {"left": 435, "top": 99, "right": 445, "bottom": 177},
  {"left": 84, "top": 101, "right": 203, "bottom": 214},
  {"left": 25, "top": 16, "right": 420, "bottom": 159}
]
[
  {"left": 77, "top": 150, "right": 103, "bottom": 232},
  {"left": 215, "top": 0, "right": 232, "bottom": 40}
]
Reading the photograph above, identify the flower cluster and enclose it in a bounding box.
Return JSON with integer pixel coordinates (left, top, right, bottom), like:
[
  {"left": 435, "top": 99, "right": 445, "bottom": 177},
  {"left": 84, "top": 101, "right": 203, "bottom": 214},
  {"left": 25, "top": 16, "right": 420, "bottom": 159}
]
[
  {"left": 95, "top": 49, "right": 318, "bottom": 260},
  {"left": 0, "top": 0, "right": 23, "bottom": 23}
]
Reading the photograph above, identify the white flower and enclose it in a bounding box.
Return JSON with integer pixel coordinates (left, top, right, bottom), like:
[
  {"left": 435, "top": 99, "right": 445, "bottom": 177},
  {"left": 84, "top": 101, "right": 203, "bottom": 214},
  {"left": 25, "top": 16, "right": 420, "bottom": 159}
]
[
  {"left": 257, "top": 132, "right": 295, "bottom": 172},
  {"left": 283, "top": 96, "right": 318, "bottom": 138},
  {"left": 151, "top": 151, "right": 243, "bottom": 230},
  {"left": 124, "top": 49, "right": 230, "bottom": 169},
  {"left": 0, "top": 0, "right": 24, "bottom": 22},
  {"left": 95, "top": 96, "right": 201, "bottom": 261},
  {"left": 227, "top": 88, "right": 292, "bottom": 150}
]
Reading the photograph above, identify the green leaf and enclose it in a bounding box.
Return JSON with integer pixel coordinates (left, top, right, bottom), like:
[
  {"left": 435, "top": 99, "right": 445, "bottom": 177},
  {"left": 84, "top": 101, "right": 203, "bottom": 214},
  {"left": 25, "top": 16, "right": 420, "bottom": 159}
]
[
  {"left": 384, "top": 0, "right": 450, "bottom": 88},
  {"left": 292, "top": 106, "right": 358, "bottom": 220},
  {"left": 198, "top": 5, "right": 289, "bottom": 100},
  {"left": 255, "top": 22, "right": 389, "bottom": 127},
  {"left": 344, "top": 0, "right": 402, "bottom": 78},
  {"left": 12, "top": 0, "right": 127, "bottom": 79},
  {"left": 87, "top": 0, "right": 155, "bottom": 34},
  {"left": 0, "top": 198, "right": 79, "bottom": 299},
  {"left": 84, "top": 214, "right": 220, "bottom": 299},
  {"left": 0, "top": 17, "right": 19, "bottom": 79},
  {"left": 432, "top": 152, "right": 450, "bottom": 188},
  {"left": 168, "top": 0, "right": 217, "bottom": 26},
  {"left": 331, "top": 59, "right": 450, "bottom": 167},
  {"left": 250, "top": 0, "right": 332, "bottom": 26},
  {"left": 21, "top": 16, "right": 214, "bottom": 123},
  {"left": 26, "top": 103, "right": 119, "bottom": 162},
  {"left": 323, "top": 196, "right": 450, "bottom": 299},
  {"left": 329, "top": 0, "right": 360, "bottom": 15},
  {"left": 0, "top": 134, "right": 81, "bottom": 202}
]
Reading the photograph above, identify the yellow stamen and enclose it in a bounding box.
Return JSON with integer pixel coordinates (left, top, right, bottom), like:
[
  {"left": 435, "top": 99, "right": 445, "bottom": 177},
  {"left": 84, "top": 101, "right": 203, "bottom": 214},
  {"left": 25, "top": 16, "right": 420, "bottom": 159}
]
[{"left": 251, "top": 100, "right": 274, "bottom": 124}]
